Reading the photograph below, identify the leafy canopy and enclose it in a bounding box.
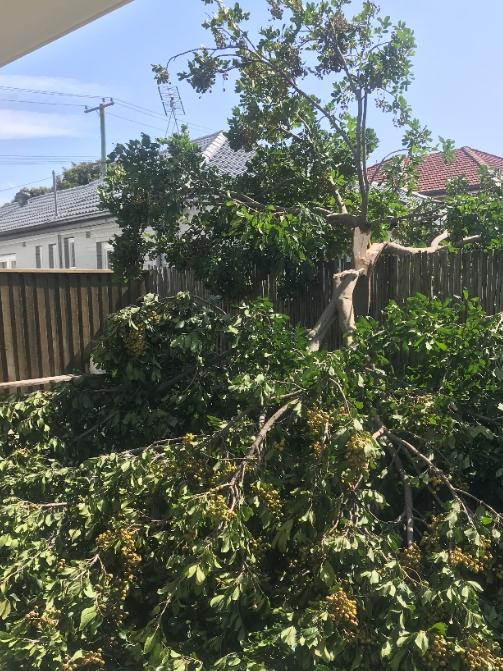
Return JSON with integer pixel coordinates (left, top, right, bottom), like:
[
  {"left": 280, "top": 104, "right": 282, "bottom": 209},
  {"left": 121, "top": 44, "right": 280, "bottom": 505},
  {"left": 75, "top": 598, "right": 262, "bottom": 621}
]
[
  {"left": 0, "top": 293, "right": 502, "bottom": 670},
  {"left": 102, "top": 0, "right": 444, "bottom": 297},
  {"left": 14, "top": 162, "right": 101, "bottom": 201}
]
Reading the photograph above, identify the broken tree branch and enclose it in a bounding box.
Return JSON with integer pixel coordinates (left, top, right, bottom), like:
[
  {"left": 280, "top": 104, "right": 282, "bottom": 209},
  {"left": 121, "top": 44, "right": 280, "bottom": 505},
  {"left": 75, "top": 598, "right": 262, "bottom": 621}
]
[
  {"left": 307, "top": 268, "right": 363, "bottom": 352},
  {"left": 228, "top": 398, "right": 298, "bottom": 508},
  {"left": 384, "top": 441, "right": 414, "bottom": 547}
]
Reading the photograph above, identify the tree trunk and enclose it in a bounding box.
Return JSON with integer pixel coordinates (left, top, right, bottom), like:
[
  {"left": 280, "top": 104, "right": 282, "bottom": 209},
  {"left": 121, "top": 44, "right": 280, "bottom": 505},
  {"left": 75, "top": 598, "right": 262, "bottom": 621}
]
[{"left": 307, "top": 228, "right": 480, "bottom": 352}]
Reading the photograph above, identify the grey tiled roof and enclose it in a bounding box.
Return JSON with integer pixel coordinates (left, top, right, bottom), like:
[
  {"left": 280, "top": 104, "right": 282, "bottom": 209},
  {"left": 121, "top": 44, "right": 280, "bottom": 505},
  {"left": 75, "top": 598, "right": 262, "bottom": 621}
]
[
  {"left": 197, "top": 131, "right": 252, "bottom": 177},
  {"left": 0, "top": 131, "right": 252, "bottom": 236},
  {"left": 0, "top": 181, "right": 105, "bottom": 235}
]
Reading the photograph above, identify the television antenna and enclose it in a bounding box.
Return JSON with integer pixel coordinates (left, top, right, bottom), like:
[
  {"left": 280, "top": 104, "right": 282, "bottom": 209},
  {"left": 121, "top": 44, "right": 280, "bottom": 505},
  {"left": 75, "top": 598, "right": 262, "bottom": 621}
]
[{"left": 157, "top": 80, "right": 185, "bottom": 134}]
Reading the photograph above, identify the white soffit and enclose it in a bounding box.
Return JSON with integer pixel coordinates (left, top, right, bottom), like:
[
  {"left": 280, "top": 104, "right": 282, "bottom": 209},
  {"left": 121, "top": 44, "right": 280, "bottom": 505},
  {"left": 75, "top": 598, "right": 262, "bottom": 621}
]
[{"left": 0, "top": 0, "right": 133, "bottom": 67}]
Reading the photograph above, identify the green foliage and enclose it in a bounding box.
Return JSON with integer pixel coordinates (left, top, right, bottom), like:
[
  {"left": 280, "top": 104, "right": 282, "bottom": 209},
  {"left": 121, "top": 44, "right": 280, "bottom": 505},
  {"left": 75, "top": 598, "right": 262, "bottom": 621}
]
[
  {"left": 103, "top": 0, "right": 438, "bottom": 297},
  {"left": 13, "top": 162, "right": 101, "bottom": 202},
  {"left": 392, "top": 167, "right": 503, "bottom": 249},
  {"left": 0, "top": 293, "right": 502, "bottom": 670},
  {"left": 57, "top": 162, "right": 101, "bottom": 189},
  {"left": 445, "top": 169, "right": 503, "bottom": 249}
]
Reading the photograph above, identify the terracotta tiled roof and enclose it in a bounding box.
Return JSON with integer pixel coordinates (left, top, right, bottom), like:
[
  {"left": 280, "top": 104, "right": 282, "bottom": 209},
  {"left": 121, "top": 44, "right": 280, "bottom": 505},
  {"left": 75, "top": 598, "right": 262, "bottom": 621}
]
[{"left": 368, "top": 147, "right": 503, "bottom": 196}]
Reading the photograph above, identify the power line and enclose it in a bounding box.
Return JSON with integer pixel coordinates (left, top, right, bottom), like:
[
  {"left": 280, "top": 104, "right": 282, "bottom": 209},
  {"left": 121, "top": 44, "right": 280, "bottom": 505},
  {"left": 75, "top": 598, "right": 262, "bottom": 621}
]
[
  {"left": 108, "top": 111, "right": 167, "bottom": 133},
  {"left": 115, "top": 99, "right": 168, "bottom": 121},
  {"left": 0, "top": 87, "right": 215, "bottom": 133},
  {"left": 0, "top": 176, "right": 53, "bottom": 193},
  {"left": 0, "top": 84, "right": 103, "bottom": 99},
  {"left": 0, "top": 96, "right": 86, "bottom": 108},
  {"left": 0, "top": 154, "right": 97, "bottom": 166}
]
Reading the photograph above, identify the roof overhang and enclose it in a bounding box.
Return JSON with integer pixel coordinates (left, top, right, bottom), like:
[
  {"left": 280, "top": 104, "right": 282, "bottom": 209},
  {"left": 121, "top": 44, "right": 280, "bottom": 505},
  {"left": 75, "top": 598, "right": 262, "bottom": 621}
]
[{"left": 0, "top": 0, "right": 133, "bottom": 67}]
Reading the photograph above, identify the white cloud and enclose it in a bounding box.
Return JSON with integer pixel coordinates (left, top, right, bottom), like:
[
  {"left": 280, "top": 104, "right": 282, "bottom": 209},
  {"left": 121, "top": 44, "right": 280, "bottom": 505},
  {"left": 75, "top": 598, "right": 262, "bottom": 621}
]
[
  {"left": 0, "top": 74, "right": 107, "bottom": 98},
  {"left": 0, "top": 109, "right": 84, "bottom": 139}
]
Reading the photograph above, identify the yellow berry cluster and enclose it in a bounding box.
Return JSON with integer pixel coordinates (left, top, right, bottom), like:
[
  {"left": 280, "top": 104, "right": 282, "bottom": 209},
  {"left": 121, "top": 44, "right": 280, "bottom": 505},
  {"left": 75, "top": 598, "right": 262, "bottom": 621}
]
[
  {"left": 421, "top": 515, "right": 443, "bottom": 552},
  {"left": 288, "top": 545, "right": 323, "bottom": 575},
  {"left": 206, "top": 493, "right": 235, "bottom": 524},
  {"left": 463, "top": 643, "right": 503, "bottom": 670},
  {"left": 252, "top": 482, "right": 282, "bottom": 519},
  {"left": 357, "top": 630, "right": 373, "bottom": 646},
  {"left": 24, "top": 606, "right": 58, "bottom": 630},
  {"left": 307, "top": 407, "right": 332, "bottom": 434},
  {"left": 429, "top": 474, "right": 444, "bottom": 491},
  {"left": 449, "top": 547, "right": 483, "bottom": 574},
  {"left": 424, "top": 634, "right": 451, "bottom": 669},
  {"left": 249, "top": 536, "right": 267, "bottom": 560},
  {"left": 210, "top": 460, "right": 235, "bottom": 485},
  {"left": 96, "top": 572, "right": 130, "bottom": 624},
  {"left": 401, "top": 543, "right": 422, "bottom": 575},
  {"left": 124, "top": 325, "right": 146, "bottom": 357},
  {"left": 162, "top": 449, "right": 208, "bottom": 488},
  {"left": 62, "top": 649, "right": 105, "bottom": 670},
  {"left": 340, "top": 433, "right": 374, "bottom": 487},
  {"left": 307, "top": 407, "right": 332, "bottom": 456},
  {"left": 96, "top": 527, "right": 141, "bottom": 574},
  {"left": 325, "top": 590, "right": 358, "bottom": 634},
  {"left": 183, "top": 433, "right": 197, "bottom": 445},
  {"left": 345, "top": 433, "right": 373, "bottom": 470}
]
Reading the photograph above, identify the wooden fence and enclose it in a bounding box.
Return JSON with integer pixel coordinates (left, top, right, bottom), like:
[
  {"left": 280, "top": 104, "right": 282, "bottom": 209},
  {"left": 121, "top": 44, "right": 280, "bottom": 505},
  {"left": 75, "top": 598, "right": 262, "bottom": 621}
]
[
  {"left": 1, "top": 250, "right": 502, "bottom": 387},
  {"left": 0, "top": 270, "right": 145, "bottom": 387}
]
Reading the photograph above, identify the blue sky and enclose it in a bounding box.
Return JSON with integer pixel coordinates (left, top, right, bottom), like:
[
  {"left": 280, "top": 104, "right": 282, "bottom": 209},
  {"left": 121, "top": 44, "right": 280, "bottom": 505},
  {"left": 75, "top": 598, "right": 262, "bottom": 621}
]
[{"left": 0, "top": 0, "right": 502, "bottom": 203}]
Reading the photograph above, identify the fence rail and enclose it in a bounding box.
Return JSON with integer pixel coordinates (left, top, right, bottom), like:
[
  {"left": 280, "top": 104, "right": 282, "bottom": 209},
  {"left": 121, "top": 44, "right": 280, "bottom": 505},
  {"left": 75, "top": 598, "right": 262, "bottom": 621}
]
[{"left": 0, "top": 250, "right": 502, "bottom": 386}]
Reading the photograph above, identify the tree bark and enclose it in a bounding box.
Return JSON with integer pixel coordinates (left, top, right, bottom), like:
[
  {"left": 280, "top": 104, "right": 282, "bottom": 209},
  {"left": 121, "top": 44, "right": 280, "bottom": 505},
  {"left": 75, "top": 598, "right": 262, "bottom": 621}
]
[{"left": 308, "top": 229, "right": 481, "bottom": 351}]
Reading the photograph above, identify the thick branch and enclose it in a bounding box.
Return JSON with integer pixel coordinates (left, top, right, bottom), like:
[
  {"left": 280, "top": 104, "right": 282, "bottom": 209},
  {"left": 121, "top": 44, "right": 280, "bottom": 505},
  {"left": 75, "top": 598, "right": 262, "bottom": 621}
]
[
  {"left": 307, "top": 268, "right": 363, "bottom": 351},
  {"left": 383, "top": 232, "right": 481, "bottom": 256},
  {"left": 383, "top": 441, "right": 414, "bottom": 547},
  {"left": 228, "top": 399, "right": 298, "bottom": 507},
  {"left": 382, "top": 429, "right": 474, "bottom": 522}
]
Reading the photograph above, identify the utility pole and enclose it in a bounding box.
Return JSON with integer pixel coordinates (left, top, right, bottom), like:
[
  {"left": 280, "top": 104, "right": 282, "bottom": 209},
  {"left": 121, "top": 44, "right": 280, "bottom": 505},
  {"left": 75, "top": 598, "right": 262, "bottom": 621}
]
[
  {"left": 52, "top": 170, "right": 58, "bottom": 217},
  {"left": 84, "top": 98, "right": 114, "bottom": 177}
]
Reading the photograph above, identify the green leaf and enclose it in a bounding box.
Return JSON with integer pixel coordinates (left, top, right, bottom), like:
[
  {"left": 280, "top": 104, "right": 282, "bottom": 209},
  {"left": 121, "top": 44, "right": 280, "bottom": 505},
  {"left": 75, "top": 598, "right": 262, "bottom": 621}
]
[
  {"left": 414, "top": 631, "right": 429, "bottom": 654},
  {"left": 280, "top": 626, "right": 297, "bottom": 650},
  {"left": 79, "top": 605, "right": 97, "bottom": 630},
  {"left": 144, "top": 631, "right": 158, "bottom": 654}
]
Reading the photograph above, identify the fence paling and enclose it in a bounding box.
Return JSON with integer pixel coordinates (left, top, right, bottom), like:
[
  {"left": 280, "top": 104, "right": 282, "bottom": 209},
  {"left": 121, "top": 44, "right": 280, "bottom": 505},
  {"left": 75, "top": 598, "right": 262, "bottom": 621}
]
[{"left": 0, "top": 250, "right": 502, "bottom": 386}]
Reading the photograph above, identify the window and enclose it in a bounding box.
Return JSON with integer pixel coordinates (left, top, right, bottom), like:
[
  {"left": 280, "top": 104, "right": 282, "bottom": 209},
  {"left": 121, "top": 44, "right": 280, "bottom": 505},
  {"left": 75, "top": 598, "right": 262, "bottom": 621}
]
[
  {"left": 35, "top": 246, "right": 42, "bottom": 268},
  {"left": 96, "top": 241, "right": 113, "bottom": 269},
  {"left": 48, "top": 243, "right": 57, "bottom": 269},
  {"left": 63, "top": 237, "right": 76, "bottom": 268},
  {"left": 0, "top": 254, "right": 16, "bottom": 269}
]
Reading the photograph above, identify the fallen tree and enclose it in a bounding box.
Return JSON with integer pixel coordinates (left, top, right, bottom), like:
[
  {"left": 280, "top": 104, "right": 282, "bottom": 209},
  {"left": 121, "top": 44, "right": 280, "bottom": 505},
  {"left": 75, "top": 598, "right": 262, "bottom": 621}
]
[
  {"left": 0, "top": 293, "right": 502, "bottom": 670},
  {"left": 103, "top": 0, "right": 472, "bottom": 340}
]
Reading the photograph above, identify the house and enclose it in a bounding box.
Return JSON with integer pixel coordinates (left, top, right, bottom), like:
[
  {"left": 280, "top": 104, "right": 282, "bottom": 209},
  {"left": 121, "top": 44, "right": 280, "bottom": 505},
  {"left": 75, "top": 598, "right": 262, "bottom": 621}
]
[
  {"left": 369, "top": 146, "right": 503, "bottom": 198},
  {"left": 0, "top": 131, "right": 250, "bottom": 269}
]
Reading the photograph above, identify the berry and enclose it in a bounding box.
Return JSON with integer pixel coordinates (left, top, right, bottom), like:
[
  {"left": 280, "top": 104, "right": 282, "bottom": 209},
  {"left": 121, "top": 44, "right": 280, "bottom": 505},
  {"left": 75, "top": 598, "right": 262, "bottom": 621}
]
[{"left": 324, "top": 590, "right": 358, "bottom": 636}]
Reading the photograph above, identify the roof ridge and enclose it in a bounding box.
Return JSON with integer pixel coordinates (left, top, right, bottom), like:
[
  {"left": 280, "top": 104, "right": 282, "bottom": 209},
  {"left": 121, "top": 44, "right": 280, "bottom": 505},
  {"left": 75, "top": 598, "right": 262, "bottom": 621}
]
[
  {"left": 193, "top": 129, "right": 224, "bottom": 143},
  {"left": 200, "top": 131, "right": 226, "bottom": 161},
  {"left": 461, "top": 146, "right": 488, "bottom": 168},
  {"left": 9, "top": 179, "right": 103, "bottom": 208}
]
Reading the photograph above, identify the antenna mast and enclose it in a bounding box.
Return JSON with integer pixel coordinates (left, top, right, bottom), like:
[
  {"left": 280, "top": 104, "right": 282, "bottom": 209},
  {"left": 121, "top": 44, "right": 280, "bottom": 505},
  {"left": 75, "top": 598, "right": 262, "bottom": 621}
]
[{"left": 157, "top": 80, "right": 185, "bottom": 134}]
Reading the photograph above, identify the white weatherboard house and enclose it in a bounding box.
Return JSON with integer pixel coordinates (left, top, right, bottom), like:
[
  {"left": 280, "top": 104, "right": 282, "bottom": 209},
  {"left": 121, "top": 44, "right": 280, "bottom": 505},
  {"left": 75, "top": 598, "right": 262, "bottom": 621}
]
[{"left": 0, "top": 132, "right": 249, "bottom": 269}]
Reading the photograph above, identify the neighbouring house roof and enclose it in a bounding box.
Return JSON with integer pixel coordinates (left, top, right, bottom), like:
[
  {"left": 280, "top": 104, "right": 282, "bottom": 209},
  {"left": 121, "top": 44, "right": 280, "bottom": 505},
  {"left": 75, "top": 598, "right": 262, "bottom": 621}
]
[
  {"left": 0, "top": 131, "right": 251, "bottom": 237},
  {"left": 368, "top": 146, "right": 503, "bottom": 196}
]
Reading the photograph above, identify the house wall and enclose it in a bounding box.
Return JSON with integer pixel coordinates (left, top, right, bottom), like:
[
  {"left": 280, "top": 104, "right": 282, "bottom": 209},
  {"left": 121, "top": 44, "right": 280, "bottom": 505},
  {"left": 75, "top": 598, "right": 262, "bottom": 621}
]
[{"left": 0, "top": 217, "right": 121, "bottom": 269}]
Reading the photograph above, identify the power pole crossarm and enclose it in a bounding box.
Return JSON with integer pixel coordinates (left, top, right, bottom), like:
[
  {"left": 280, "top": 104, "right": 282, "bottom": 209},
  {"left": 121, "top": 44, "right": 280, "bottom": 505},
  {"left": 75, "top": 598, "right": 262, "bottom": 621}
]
[{"left": 84, "top": 98, "right": 114, "bottom": 177}]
